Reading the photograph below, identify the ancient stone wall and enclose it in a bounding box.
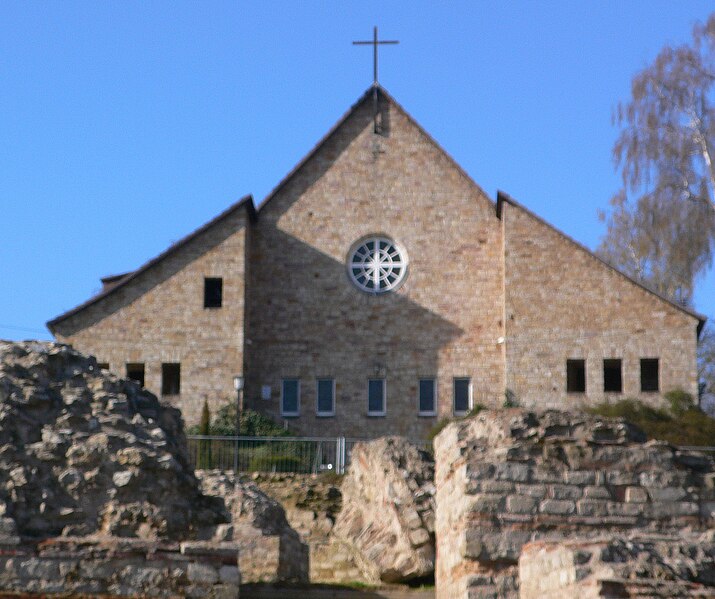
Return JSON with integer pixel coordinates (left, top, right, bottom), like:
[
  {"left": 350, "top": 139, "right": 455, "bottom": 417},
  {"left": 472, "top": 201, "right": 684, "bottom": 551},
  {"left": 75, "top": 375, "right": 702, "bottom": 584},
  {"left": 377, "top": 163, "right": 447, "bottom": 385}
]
[
  {"left": 519, "top": 534, "right": 715, "bottom": 598},
  {"left": 501, "top": 198, "right": 700, "bottom": 408},
  {"left": 0, "top": 537, "right": 240, "bottom": 598},
  {"left": 433, "top": 409, "right": 715, "bottom": 599},
  {"left": 246, "top": 89, "right": 505, "bottom": 438},
  {"left": 50, "top": 204, "right": 250, "bottom": 426}
]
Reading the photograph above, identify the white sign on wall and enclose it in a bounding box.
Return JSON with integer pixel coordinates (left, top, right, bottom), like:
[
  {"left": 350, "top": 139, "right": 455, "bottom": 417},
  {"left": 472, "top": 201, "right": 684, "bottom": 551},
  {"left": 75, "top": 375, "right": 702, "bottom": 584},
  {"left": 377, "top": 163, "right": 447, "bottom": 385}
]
[{"left": 261, "top": 385, "right": 272, "bottom": 400}]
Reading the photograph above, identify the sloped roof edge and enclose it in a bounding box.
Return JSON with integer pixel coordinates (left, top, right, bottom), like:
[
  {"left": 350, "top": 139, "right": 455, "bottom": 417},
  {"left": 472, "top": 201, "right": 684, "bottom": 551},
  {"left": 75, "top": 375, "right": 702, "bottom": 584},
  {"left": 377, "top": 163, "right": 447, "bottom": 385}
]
[
  {"left": 496, "top": 190, "right": 707, "bottom": 337},
  {"left": 47, "top": 194, "right": 255, "bottom": 330},
  {"left": 257, "top": 83, "right": 494, "bottom": 214}
]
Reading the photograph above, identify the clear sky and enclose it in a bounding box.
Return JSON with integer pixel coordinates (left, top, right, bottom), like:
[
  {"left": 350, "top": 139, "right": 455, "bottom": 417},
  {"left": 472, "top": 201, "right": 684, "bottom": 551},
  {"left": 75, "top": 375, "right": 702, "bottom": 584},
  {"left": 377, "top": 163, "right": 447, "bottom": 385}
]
[{"left": 1, "top": 1, "right": 713, "bottom": 341}]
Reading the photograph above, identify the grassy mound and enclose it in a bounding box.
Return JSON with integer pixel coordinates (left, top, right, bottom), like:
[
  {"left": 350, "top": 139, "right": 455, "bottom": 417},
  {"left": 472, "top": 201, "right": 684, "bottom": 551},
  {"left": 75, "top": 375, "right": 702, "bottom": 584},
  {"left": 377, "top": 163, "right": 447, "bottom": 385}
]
[{"left": 588, "top": 390, "right": 715, "bottom": 447}]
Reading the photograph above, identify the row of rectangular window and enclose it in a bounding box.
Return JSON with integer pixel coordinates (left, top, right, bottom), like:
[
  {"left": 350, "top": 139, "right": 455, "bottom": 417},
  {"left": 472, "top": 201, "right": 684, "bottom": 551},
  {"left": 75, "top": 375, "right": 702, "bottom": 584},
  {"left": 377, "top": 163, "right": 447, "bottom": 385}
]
[
  {"left": 566, "top": 358, "right": 659, "bottom": 393},
  {"left": 100, "top": 362, "right": 182, "bottom": 396},
  {"left": 280, "top": 377, "right": 473, "bottom": 418}
]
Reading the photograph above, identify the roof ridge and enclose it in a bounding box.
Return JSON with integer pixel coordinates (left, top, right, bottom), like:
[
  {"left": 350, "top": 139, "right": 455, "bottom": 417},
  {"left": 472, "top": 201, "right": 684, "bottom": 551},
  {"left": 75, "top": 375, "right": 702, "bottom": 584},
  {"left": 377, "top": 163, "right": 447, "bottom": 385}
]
[{"left": 47, "top": 194, "right": 255, "bottom": 329}]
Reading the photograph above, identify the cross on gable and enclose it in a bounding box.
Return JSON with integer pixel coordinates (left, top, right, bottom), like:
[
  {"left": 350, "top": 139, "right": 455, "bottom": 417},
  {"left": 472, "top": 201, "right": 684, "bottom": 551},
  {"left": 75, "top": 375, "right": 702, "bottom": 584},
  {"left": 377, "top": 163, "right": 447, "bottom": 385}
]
[{"left": 352, "top": 26, "right": 399, "bottom": 85}]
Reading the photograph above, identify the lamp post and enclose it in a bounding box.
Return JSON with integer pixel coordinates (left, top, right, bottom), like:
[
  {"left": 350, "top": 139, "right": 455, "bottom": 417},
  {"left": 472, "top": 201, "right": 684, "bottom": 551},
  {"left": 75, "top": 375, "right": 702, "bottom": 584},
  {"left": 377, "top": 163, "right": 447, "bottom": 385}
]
[{"left": 233, "top": 375, "right": 244, "bottom": 475}]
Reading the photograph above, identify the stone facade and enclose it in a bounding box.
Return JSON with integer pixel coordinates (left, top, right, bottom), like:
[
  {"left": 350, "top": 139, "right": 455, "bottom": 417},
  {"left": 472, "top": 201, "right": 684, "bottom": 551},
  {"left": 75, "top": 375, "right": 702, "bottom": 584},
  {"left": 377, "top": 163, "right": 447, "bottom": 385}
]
[{"left": 47, "top": 85, "right": 703, "bottom": 433}]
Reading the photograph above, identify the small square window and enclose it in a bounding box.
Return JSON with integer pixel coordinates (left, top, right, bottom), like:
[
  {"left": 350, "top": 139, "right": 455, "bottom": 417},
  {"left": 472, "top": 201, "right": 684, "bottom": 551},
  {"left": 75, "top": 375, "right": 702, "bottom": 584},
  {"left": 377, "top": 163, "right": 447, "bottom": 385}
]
[
  {"left": 603, "top": 359, "right": 622, "bottom": 393},
  {"left": 641, "top": 358, "right": 659, "bottom": 392},
  {"left": 419, "top": 378, "right": 436, "bottom": 415},
  {"left": 316, "top": 379, "right": 335, "bottom": 416},
  {"left": 204, "top": 277, "right": 223, "bottom": 308},
  {"left": 281, "top": 379, "right": 300, "bottom": 416},
  {"left": 567, "top": 359, "right": 586, "bottom": 393},
  {"left": 162, "top": 363, "right": 181, "bottom": 396},
  {"left": 368, "top": 379, "right": 386, "bottom": 416},
  {"left": 126, "top": 363, "right": 145, "bottom": 387},
  {"left": 453, "top": 378, "right": 471, "bottom": 415}
]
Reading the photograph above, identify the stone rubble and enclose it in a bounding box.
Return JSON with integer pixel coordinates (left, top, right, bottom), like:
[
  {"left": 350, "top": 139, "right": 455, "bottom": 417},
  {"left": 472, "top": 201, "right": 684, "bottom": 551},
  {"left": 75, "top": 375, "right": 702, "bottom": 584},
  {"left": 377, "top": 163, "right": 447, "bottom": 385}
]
[
  {"left": 332, "top": 436, "right": 436, "bottom": 583},
  {"left": 433, "top": 409, "right": 715, "bottom": 599},
  {"left": 198, "top": 470, "right": 309, "bottom": 583}
]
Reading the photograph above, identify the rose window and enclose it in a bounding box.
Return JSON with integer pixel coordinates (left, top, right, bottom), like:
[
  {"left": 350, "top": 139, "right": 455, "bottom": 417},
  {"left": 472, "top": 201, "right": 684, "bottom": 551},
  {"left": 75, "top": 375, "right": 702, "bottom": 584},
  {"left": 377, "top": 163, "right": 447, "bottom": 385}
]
[{"left": 348, "top": 237, "right": 408, "bottom": 293}]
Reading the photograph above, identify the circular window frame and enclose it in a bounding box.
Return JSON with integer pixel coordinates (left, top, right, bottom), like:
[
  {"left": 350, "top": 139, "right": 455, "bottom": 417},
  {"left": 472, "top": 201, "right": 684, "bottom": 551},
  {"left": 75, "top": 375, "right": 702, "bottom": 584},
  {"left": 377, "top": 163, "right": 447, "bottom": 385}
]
[{"left": 346, "top": 235, "right": 409, "bottom": 294}]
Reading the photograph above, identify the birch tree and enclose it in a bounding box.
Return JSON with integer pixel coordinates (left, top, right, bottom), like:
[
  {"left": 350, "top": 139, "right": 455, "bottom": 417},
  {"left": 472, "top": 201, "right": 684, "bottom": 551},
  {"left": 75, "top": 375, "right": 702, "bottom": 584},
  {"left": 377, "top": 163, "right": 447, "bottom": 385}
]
[{"left": 598, "top": 13, "right": 715, "bottom": 305}]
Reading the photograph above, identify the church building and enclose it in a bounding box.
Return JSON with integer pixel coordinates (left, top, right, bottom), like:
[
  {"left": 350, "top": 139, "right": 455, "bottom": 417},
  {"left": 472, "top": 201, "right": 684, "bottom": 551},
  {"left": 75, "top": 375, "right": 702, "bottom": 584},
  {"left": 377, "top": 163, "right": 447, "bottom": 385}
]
[{"left": 47, "top": 85, "right": 705, "bottom": 437}]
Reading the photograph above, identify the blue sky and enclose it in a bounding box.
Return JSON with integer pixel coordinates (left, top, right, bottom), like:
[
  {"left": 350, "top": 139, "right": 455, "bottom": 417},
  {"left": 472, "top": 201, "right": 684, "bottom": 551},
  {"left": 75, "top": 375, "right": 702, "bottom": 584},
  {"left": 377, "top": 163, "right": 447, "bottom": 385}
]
[{"left": 1, "top": 1, "right": 713, "bottom": 340}]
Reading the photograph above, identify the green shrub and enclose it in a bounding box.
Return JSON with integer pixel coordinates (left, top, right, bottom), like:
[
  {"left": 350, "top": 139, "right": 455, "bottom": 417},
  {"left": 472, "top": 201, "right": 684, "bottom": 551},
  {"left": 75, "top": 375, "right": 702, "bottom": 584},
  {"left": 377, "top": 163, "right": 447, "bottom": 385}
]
[
  {"left": 588, "top": 391, "right": 715, "bottom": 447},
  {"left": 427, "top": 404, "right": 485, "bottom": 442}
]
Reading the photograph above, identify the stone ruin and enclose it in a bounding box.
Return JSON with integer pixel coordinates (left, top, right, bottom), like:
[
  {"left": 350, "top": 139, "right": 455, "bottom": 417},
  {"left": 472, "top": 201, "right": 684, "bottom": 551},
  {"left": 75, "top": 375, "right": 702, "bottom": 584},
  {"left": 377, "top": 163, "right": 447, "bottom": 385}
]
[
  {"left": 434, "top": 409, "right": 715, "bottom": 598},
  {"left": 0, "top": 341, "right": 240, "bottom": 597},
  {"left": 333, "top": 436, "right": 436, "bottom": 583}
]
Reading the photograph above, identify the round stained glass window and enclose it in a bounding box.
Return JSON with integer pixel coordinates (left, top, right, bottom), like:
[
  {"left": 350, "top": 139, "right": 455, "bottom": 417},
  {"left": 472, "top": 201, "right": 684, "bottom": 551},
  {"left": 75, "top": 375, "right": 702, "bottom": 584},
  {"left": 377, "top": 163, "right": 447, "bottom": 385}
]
[{"left": 348, "top": 236, "right": 408, "bottom": 293}]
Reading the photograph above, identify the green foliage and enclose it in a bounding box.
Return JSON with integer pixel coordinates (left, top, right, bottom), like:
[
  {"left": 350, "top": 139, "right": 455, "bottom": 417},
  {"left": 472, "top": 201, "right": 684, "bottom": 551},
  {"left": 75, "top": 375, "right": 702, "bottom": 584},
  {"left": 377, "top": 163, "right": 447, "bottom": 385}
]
[
  {"left": 187, "top": 401, "right": 290, "bottom": 437},
  {"left": 588, "top": 391, "right": 715, "bottom": 447},
  {"left": 503, "top": 389, "right": 519, "bottom": 408},
  {"left": 427, "top": 404, "right": 485, "bottom": 442},
  {"left": 196, "top": 400, "right": 212, "bottom": 468},
  {"left": 198, "top": 400, "right": 211, "bottom": 435}
]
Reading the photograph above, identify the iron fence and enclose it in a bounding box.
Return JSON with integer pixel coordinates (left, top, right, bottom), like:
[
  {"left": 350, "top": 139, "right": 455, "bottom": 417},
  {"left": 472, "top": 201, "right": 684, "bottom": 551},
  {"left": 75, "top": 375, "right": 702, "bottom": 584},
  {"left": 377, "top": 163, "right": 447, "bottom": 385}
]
[{"left": 186, "top": 435, "right": 430, "bottom": 474}]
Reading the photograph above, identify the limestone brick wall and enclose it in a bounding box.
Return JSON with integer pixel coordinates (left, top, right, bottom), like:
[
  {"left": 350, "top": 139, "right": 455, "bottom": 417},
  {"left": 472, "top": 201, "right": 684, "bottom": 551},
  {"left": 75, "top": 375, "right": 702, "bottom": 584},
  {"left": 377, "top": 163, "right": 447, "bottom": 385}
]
[
  {"left": 433, "top": 410, "right": 715, "bottom": 599},
  {"left": 246, "top": 91, "right": 505, "bottom": 439},
  {"left": 50, "top": 207, "right": 249, "bottom": 426},
  {"left": 501, "top": 198, "right": 700, "bottom": 409}
]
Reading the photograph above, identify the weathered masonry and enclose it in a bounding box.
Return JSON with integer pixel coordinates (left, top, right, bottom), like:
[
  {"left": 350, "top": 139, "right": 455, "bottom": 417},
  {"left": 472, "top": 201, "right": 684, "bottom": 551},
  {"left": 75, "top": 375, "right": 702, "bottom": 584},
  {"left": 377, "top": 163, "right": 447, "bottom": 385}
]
[{"left": 47, "top": 85, "right": 705, "bottom": 433}]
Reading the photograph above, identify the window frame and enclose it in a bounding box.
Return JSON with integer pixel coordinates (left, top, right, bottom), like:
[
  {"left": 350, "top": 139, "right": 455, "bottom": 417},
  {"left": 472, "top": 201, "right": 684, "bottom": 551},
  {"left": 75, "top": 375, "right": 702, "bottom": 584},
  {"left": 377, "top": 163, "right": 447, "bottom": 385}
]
[
  {"left": 203, "top": 277, "right": 223, "bottom": 309},
  {"left": 161, "top": 362, "right": 181, "bottom": 396},
  {"left": 566, "top": 359, "right": 586, "bottom": 394},
  {"left": 640, "top": 358, "right": 660, "bottom": 393},
  {"left": 418, "top": 377, "right": 437, "bottom": 416},
  {"left": 316, "top": 378, "right": 336, "bottom": 417},
  {"left": 603, "top": 358, "right": 623, "bottom": 393},
  {"left": 367, "top": 378, "right": 386, "bottom": 416},
  {"left": 453, "top": 377, "right": 472, "bottom": 416},
  {"left": 280, "top": 378, "right": 301, "bottom": 417}
]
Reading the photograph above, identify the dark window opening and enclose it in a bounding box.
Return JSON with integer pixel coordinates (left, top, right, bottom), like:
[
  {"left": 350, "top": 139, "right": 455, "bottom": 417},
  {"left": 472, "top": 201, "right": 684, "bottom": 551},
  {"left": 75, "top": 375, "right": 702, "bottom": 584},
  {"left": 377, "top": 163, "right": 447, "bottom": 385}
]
[
  {"left": 368, "top": 379, "right": 385, "bottom": 415},
  {"left": 126, "top": 363, "right": 145, "bottom": 387},
  {"left": 162, "top": 363, "right": 181, "bottom": 396},
  {"left": 567, "top": 359, "right": 586, "bottom": 393},
  {"left": 603, "top": 359, "right": 622, "bottom": 393},
  {"left": 317, "top": 379, "right": 335, "bottom": 415},
  {"left": 453, "top": 378, "right": 471, "bottom": 414},
  {"left": 204, "top": 277, "right": 223, "bottom": 308},
  {"left": 641, "top": 359, "right": 659, "bottom": 392},
  {"left": 282, "top": 379, "right": 300, "bottom": 415},
  {"left": 419, "top": 378, "right": 436, "bottom": 414},
  {"left": 97, "top": 362, "right": 109, "bottom": 371}
]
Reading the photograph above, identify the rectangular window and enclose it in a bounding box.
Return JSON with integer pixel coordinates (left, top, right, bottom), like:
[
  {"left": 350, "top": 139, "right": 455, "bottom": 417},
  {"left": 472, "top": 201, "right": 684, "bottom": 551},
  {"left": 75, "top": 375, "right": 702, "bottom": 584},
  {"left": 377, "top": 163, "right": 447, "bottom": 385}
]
[
  {"left": 418, "top": 378, "right": 436, "bottom": 415},
  {"left": 566, "top": 359, "right": 586, "bottom": 393},
  {"left": 204, "top": 277, "right": 223, "bottom": 308},
  {"left": 316, "top": 379, "right": 335, "bottom": 416},
  {"left": 641, "top": 358, "right": 659, "bottom": 392},
  {"left": 453, "top": 377, "right": 471, "bottom": 415},
  {"left": 281, "top": 379, "right": 300, "bottom": 416},
  {"left": 126, "top": 363, "right": 145, "bottom": 387},
  {"left": 368, "top": 379, "right": 386, "bottom": 416},
  {"left": 603, "top": 359, "right": 622, "bottom": 393},
  {"left": 97, "top": 362, "right": 109, "bottom": 371},
  {"left": 162, "top": 363, "right": 181, "bottom": 395}
]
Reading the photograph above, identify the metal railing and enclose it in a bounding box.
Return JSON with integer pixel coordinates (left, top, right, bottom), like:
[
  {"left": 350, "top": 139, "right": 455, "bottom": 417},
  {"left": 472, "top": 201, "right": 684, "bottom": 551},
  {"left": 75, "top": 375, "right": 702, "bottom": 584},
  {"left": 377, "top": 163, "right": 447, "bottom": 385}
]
[
  {"left": 186, "top": 435, "right": 430, "bottom": 475},
  {"left": 187, "top": 435, "right": 356, "bottom": 474}
]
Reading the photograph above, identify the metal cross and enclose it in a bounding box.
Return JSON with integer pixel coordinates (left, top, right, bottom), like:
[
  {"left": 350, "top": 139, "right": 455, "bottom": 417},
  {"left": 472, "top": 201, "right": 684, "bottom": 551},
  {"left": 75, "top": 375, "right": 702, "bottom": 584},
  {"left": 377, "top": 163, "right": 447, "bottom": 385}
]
[{"left": 352, "top": 26, "right": 399, "bottom": 85}]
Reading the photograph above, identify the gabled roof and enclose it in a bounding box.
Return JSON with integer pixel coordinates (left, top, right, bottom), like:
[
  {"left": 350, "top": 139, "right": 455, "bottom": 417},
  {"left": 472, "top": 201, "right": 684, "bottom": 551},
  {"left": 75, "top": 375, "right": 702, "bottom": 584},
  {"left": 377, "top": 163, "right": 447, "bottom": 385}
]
[
  {"left": 47, "top": 194, "right": 255, "bottom": 330},
  {"left": 496, "top": 191, "right": 707, "bottom": 336},
  {"left": 256, "top": 83, "right": 493, "bottom": 214}
]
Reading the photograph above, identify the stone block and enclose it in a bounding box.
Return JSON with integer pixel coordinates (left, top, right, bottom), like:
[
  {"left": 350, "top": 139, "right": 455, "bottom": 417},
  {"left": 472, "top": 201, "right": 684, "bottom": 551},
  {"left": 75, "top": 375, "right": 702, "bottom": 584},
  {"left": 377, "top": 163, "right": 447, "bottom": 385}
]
[
  {"left": 539, "top": 499, "right": 575, "bottom": 515},
  {"left": 624, "top": 486, "right": 648, "bottom": 503},
  {"left": 506, "top": 494, "right": 537, "bottom": 514},
  {"left": 187, "top": 562, "right": 219, "bottom": 585}
]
